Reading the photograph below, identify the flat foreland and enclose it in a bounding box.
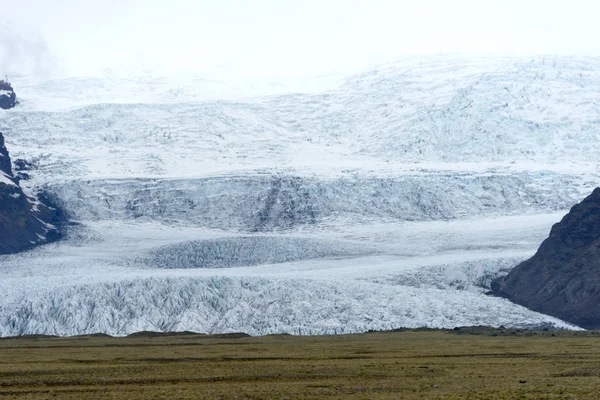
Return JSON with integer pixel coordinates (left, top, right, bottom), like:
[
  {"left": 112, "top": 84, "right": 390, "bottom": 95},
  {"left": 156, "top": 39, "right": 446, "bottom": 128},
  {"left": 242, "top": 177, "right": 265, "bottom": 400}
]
[{"left": 1, "top": 329, "right": 600, "bottom": 399}]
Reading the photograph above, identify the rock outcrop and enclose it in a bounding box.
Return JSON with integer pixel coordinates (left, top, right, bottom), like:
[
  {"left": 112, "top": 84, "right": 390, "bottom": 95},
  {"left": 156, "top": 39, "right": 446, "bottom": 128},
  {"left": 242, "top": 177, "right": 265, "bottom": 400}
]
[
  {"left": 0, "top": 79, "right": 17, "bottom": 110},
  {"left": 0, "top": 132, "right": 64, "bottom": 254},
  {"left": 492, "top": 188, "right": 600, "bottom": 329}
]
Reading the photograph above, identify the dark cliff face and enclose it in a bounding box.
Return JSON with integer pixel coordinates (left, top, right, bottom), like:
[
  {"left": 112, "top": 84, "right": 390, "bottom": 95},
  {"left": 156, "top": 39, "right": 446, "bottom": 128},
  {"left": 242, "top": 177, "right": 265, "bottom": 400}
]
[
  {"left": 0, "top": 132, "right": 64, "bottom": 254},
  {"left": 0, "top": 80, "right": 17, "bottom": 110},
  {"left": 492, "top": 188, "right": 600, "bottom": 329},
  {"left": 0, "top": 133, "right": 12, "bottom": 175}
]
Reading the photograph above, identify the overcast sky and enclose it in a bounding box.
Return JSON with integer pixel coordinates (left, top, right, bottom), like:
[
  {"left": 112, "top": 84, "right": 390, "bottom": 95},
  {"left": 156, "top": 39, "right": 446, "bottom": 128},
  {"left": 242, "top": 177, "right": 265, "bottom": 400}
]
[{"left": 2, "top": 0, "right": 600, "bottom": 78}]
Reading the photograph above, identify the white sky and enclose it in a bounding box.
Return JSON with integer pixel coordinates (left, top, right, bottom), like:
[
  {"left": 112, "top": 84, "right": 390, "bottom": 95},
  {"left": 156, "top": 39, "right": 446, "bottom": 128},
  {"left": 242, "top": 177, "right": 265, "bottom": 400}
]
[{"left": 2, "top": 0, "right": 600, "bottom": 78}]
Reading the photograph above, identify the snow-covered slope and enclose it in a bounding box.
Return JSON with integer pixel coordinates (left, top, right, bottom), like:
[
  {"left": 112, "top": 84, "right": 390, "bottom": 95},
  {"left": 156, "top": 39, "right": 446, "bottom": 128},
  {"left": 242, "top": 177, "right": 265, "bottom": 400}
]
[
  {"left": 0, "top": 55, "right": 598, "bottom": 336},
  {"left": 2, "top": 55, "right": 599, "bottom": 180}
]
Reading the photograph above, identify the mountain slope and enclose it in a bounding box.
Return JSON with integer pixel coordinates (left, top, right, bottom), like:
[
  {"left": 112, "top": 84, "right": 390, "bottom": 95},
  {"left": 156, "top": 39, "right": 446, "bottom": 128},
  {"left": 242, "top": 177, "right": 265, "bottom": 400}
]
[
  {"left": 0, "top": 132, "right": 63, "bottom": 254},
  {"left": 492, "top": 188, "right": 600, "bottom": 329}
]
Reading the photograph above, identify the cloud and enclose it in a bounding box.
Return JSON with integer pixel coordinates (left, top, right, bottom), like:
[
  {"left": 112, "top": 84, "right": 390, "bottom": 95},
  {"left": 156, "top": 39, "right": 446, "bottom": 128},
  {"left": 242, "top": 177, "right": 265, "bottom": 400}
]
[{"left": 0, "top": 18, "right": 56, "bottom": 77}]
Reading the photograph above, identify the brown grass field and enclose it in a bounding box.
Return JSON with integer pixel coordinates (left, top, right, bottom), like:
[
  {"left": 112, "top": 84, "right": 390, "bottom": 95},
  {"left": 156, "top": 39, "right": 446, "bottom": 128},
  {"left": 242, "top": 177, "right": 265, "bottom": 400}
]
[{"left": 1, "top": 328, "right": 599, "bottom": 399}]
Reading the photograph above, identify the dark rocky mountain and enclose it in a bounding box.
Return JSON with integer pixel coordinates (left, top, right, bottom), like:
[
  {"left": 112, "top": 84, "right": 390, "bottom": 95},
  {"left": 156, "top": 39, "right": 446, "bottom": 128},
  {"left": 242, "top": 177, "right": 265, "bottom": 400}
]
[
  {"left": 492, "top": 188, "right": 600, "bottom": 329},
  {"left": 0, "top": 80, "right": 17, "bottom": 110},
  {"left": 0, "top": 132, "right": 65, "bottom": 254}
]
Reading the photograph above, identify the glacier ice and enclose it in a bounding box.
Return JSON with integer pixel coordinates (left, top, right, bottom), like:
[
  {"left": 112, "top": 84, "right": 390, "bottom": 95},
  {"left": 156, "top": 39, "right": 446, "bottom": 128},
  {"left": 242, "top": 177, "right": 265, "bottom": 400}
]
[
  {"left": 140, "top": 236, "right": 374, "bottom": 269},
  {"left": 0, "top": 275, "right": 578, "bottom": 337},
  {"left": 1, "top": 55, "right": 599, "bottom": 336},
  {"left": 45, "top": 172, "right": 584, "bottom": 231}
]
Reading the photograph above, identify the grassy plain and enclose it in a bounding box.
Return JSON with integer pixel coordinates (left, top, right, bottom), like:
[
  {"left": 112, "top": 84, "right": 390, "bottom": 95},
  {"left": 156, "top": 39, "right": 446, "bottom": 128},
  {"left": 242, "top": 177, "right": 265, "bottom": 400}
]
[{"left": 1, "top": 328, "right": 599, "bottom": 399}]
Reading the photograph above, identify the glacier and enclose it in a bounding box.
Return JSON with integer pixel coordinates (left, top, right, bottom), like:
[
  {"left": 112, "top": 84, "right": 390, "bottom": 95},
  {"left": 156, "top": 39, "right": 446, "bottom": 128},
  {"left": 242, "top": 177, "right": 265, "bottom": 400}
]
[{"left": 0, "top": 55, "right": 599, "bottom": 336}]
